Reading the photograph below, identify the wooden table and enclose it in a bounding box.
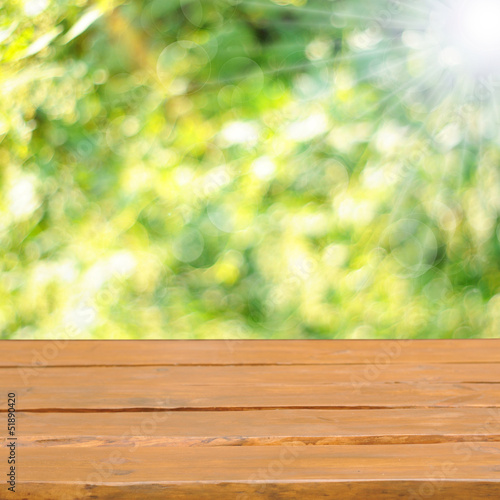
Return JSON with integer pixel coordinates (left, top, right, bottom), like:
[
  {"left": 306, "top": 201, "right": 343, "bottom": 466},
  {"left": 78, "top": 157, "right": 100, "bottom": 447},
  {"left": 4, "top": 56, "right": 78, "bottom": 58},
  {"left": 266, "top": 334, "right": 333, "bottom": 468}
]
[{"left": 1, "top": 340, "right": 500, "bottom": 498}]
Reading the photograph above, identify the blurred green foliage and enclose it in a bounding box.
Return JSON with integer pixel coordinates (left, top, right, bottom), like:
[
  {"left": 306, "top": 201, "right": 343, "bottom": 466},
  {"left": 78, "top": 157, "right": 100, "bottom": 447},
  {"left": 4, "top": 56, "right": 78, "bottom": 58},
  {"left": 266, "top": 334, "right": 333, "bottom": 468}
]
[{"left": 1, "top": 0, "right": 499, "bottom": 339}]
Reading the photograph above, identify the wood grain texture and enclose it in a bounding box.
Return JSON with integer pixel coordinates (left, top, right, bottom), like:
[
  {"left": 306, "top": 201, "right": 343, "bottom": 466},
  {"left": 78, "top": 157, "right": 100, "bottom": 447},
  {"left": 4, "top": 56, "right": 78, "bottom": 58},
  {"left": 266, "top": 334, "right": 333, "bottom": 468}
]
[
  {"left": 3, "top": 376, "right": 500, "bottom": 410},
  {"left": 12, "top": 363, "right": 500, "bottom": 384},
  {"left": 2, "top": 408, "right": 500, "bottom": 447},
  {"left": 3, "top": 442, "right": 500, "bottom": 480},
  {"left": 8, "top": 481, "right": 500, "bottom": 500},
  {"left": 2, "top": 339, "right": 500, "bottom": 366},
  {"left": 1, "top": 340, "right": 499, "bottom": 499},
  {"left": 4, "top": 363, "right": 500, "bottom": 410},
  {"left": 1, "top": 444, "right": 500, "bottom": 498}
]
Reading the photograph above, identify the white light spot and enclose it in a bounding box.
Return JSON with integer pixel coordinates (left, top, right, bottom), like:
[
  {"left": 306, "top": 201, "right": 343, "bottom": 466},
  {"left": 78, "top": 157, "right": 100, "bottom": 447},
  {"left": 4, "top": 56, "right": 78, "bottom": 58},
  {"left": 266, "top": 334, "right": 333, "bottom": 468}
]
[
  {"left": 305, "top": 39, "right": 331, "bottom": 61},
  {"left": 375, "top": 122, "right": 406, "bottom": 153},
  {"left": 460, "top": 0, "right": 500, "bottom": 52},
  {"left": 8, "top": 176, "right": 40, "bottom": 220},
  {"left": 439, "top": 46, "right": 462, "bottom": 67},
  {"left": 23, "top": 27, "right": 63, "bottom": 58},
  {"left": 24, "top": 0, "right": 48, "bottom": 16},
  {"left": 61, "top": 8, "right": 102, "bottom": 44},
  {"left": 109, "top": 251, "right": 137, "bottom": 276},
  {"left": 286, "top": 113, "right": 328, "bottom": 141},
  {"left": 402, "top": 30, "right": 426, "bottom": 49},
  {"left": 220, "top": 121, "right": 258, "bottom": 146},
  {"left": 252, "top": 156, "right": 276, "bottom": 180},
  {"left": 64, "top": 303, "right": 97, "bottom": 332}
]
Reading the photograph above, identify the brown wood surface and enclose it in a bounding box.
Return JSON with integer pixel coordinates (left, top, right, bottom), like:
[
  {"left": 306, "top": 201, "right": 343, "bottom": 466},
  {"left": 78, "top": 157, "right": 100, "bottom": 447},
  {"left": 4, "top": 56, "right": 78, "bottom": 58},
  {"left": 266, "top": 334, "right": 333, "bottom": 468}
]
[
  {"left": 2, "top": 409, "right": 500, "bottom": 447},
  {"left": 2, "top": 339, "right": 500, "bottom": 366},
  {"left": 1, "top": 340, "right": 500, "bottom": 498}
]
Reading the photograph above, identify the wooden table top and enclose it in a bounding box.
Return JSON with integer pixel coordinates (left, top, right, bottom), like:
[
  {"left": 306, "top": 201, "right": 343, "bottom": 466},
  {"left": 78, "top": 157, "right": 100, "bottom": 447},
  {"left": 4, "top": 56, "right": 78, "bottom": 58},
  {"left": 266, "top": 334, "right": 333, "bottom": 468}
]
[{"left": 1, "top": 339, "right": 500, "bottom": 499}]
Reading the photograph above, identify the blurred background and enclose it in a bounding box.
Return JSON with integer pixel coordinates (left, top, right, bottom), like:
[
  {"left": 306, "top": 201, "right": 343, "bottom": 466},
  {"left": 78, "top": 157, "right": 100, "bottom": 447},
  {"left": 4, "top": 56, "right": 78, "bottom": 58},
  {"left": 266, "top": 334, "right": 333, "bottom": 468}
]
[{"left": 1, "top": 0, "right": 499, "bottom": 339}]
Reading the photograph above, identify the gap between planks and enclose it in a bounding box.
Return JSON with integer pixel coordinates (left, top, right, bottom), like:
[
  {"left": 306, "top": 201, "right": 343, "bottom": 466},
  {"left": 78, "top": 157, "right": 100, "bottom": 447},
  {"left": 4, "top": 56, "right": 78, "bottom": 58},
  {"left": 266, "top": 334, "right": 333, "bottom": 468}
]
[{"left": 5, "top": 405, "right": 500, "bottom": 413}]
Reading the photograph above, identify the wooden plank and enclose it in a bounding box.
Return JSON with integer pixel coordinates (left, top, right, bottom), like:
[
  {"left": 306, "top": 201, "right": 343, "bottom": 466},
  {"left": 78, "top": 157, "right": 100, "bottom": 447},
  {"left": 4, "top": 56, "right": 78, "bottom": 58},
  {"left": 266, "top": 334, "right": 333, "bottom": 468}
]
[
  {"left": 11, "top": 363, "right": 500, "bottom": 386},
  {"left": 3, "top": 379, "right": 500, "bottom": 410},
  {"left": 3, "top": 364, "right": 500, "bottom": 410},
  {"left": 7, "top": 481, "right": 500, "bottom": 500},
  {"left": 2, "top": 339, "right": 500, "bottom": 366},
  {"left": 2, "top": 443, "right": 500, "bottom": 499},
  {"left": 2, "top": 408, "right": 500, "bottom": 447}
]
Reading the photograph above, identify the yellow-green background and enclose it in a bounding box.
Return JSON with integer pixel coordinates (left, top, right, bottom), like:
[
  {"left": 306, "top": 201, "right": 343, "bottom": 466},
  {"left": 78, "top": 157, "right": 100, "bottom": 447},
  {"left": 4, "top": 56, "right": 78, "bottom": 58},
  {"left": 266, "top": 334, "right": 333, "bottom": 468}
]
[{"left": 1, "top": 0, "right": 499, "bottom": 339}]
